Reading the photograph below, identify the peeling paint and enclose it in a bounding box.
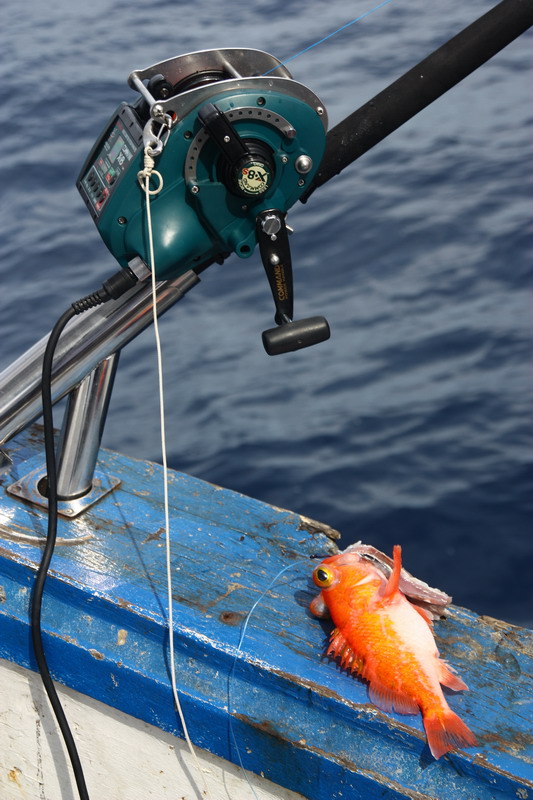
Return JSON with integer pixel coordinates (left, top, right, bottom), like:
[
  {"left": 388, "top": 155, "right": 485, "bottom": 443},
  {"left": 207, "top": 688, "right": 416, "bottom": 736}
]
[
  {"left": 233, "top": 713, "right": 430, "bottom": 800},
  {"left": 2, "top": 424, "right": 532, "bottom": 800},
  {"left": 297, "top": 515, "right": 341, "bottom": 542},
  {"left": 219, "top": 611, "right": 245, "bottom": 626},
  {"left": 8, "top": 766, "right": 22, "bottom": 785},
  {"left": 478, "top": 731, "right": 533, "bottom": 761},
  {"left": 142, "top": 527, "right": 164, "bottom": 544}
]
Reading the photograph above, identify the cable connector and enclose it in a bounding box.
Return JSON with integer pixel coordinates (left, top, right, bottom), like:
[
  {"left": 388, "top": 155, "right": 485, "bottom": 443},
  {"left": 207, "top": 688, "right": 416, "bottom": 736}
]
[
  {"left": 101, "top": 266, "right": 138, "bottom": 299},
  {"left": 71, "top": 267, "right": 139, "bottom": 315}
]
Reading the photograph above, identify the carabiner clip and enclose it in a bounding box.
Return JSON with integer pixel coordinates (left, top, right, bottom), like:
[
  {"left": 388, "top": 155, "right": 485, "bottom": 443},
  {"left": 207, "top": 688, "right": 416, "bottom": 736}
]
[{"left": 142, "top": 115, "right": 172, "bottom": 157}]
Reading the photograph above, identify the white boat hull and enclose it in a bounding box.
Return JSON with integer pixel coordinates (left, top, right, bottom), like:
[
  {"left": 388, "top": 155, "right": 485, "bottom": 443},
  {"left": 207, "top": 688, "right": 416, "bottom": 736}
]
[{"left": 0, "top": 658, "right": 305, "bottom": 800}]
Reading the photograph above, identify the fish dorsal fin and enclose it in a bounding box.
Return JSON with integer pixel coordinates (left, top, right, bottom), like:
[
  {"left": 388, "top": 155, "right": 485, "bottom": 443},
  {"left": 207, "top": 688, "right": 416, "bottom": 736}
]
[
  {"left": 327, "top": 628, "right": 364, "bottom": 676},
  {"left": 380, "top": 544, "right": 402, "bottom": 600}
]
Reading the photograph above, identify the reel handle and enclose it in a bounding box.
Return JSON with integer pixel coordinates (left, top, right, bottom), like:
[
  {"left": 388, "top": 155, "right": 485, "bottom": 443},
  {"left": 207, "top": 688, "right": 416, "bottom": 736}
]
[
  {"left": 262, "top": 316, "right": 331, "bottom": 356},
  {"left": 256, "top": 210, "right": 330, "bottom": 355}
]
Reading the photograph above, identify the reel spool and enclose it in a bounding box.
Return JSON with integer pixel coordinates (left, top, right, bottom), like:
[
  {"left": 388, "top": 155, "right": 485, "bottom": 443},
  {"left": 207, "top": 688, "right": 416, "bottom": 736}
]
[{"left": 77, "top": 48, "right": 330, "bottom": 354}]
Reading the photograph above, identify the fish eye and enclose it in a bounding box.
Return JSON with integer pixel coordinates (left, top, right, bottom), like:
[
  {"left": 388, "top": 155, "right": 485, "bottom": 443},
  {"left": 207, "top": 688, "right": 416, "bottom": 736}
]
[{"left": 313, "top": 566, "right": 334, "bottom": 588}]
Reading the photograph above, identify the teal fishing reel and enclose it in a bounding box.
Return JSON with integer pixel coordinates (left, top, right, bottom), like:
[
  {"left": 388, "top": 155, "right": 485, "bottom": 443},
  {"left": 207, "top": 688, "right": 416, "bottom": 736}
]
[{"left": 77, "top": 48, "right": 331, "bottom": 354}]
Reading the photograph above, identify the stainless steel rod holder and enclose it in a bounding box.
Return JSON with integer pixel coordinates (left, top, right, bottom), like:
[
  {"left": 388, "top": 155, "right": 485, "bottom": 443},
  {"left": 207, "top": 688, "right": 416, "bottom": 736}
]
[
  {"left": 0, "top": 270, "right": 199, "bottom": 447},
  {"left": 56, "top": 353, "right": 119, "bottom": 500}
]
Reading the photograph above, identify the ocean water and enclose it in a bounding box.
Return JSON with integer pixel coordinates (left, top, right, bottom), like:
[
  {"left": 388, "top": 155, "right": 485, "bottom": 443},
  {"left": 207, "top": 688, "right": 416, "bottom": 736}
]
[{"left": 0, "top": 0, "right": 531, "bottom": 627}]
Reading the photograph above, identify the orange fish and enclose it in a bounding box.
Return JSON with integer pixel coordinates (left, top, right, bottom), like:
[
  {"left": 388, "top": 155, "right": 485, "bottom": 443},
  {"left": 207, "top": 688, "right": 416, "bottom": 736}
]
[{"left": 310, "top": 544, "right": 477, "bottom": 760}]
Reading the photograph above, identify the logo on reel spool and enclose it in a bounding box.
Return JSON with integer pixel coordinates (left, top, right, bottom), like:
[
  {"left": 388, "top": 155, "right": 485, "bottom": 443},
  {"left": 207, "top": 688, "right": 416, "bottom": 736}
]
[{"left": 237, "top": 161, "right": 271, "bottom": 195}]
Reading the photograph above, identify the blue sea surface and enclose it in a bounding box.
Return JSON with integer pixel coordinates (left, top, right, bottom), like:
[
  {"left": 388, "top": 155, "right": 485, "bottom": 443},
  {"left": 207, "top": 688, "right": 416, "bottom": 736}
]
[{"left": 0, "top": 0, "right": 531, "bottom": 627}]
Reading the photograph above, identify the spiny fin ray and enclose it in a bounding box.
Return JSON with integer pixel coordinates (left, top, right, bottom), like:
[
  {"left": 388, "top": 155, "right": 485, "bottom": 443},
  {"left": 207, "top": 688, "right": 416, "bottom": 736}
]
[{"left": 327, "top": 628, "right": 364, "bottom": 676}]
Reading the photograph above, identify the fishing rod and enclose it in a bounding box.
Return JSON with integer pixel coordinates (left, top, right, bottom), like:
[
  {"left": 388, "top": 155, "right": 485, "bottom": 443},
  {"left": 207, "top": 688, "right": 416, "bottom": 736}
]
[
  {"left": 0, "top": 1, "right": 530, "bottom": 798},
  {"left": 303, "top": 0, "right": 533, "bottom": 198}
]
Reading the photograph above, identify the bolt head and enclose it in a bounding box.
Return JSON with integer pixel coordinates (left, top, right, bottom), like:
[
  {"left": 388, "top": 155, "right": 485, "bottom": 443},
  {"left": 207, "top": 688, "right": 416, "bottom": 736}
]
[
  {"left": 280, "top": 155, "right": 289, "bottom": 164},
  {"left": 191, "top": 185, "right": 199, "bottom": 194},
  {"left": 316, "top": 106, "right": 324, "bottom": 116},
  {"left": 261, "top": 214, "right": 282, "bottom": 236},
  {"left": 295, "top": 155, "right": 313, "bottom": 174}
]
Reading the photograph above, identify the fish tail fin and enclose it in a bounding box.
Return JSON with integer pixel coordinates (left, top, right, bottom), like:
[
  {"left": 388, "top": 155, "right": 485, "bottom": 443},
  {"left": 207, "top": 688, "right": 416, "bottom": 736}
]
[
  {"left": 423, "top": 707, "right": 477, "bottom": 760},
  {"left": 382, "top": 544, "right": 402, "bottom": 599}
]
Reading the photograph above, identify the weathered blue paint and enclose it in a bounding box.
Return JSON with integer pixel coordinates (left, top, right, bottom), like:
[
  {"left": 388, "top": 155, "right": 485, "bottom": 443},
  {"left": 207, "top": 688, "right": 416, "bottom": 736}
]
[{"left": 0, "top": 425, "right": 532, "bottom": 799}]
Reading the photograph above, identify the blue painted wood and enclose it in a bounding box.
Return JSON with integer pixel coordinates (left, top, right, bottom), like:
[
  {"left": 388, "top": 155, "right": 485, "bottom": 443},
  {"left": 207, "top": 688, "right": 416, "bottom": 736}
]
[{"left": 0, "top": 424, "right": 532, "bottom": 800}]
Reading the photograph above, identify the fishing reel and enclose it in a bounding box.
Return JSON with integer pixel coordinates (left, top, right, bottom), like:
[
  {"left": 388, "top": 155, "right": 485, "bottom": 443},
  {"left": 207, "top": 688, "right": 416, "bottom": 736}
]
[{"left": 77, "top": 48, "right": 330, "bottom": 354}]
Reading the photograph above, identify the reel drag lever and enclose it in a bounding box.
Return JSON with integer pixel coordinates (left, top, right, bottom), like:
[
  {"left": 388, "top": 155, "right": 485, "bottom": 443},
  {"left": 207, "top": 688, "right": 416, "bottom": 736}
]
[{"left": 256, "top": 209, "right": 330, "bottom": 356}]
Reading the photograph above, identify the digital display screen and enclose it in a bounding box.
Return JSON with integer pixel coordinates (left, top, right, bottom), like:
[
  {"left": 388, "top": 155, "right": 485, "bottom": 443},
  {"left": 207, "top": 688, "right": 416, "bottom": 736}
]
[
  {"left": 108, "top": 135, "right": 126, "bottom": 164},
  {"left": 78, "top": 106, "right": 143, "bottom": 222}
]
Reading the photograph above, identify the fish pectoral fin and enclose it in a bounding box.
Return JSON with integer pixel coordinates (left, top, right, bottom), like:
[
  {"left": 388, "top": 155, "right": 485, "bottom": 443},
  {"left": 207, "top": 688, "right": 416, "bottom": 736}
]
[
  {"left": 437, "top": 660, "right": 469, "bottom": 692},
  {"left": 368, "top": 680, "right": 420, "bottom": 716},
  {"left": 327, "top": 628, "right": 364, "bottom": 676}
]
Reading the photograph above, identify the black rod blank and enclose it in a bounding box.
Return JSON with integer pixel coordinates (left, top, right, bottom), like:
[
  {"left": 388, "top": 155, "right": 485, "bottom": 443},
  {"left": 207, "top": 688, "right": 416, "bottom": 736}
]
[{"left": 303, "top": 0, "right": 533, "bottom": 198}]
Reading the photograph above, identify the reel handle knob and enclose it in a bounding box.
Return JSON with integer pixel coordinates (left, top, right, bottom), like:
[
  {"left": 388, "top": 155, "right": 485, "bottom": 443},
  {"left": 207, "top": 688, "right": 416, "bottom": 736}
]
[
  {"left": 256, "top": 209, "right": 330, "bottom": 355},
  {"left": 262, "top": 316, "right": 330, "bottom": 356}
]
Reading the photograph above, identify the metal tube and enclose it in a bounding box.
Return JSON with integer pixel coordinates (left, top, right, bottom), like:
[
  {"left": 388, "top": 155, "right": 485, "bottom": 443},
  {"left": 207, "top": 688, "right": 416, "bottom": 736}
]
[
  {"left": 0, "top": 271, "right": 199, "bottom": 446},
  {"left": 304, "top": 0, "right": 533, "bottom": 196},
  {"left": 56, "top": 353, "right": 119, "bottom": 500}
]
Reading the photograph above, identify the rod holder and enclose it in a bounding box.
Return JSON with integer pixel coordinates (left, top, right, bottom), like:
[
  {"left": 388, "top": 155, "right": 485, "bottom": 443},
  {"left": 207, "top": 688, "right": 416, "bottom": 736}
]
[
  {"left": 0, "top": 270, "right": 199, "bottom": 448},
  {"left": 1, "top": 270, "right": 200, "bottom": 516},
  {"left": 56, "top": 353, "right": 119, "bottom": 500}
]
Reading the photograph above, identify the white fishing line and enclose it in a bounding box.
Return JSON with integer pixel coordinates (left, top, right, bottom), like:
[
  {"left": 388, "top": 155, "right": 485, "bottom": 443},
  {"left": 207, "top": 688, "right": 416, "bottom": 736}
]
[
  {"left": 142, "top": 159, "right": 213, "bottom": 800},
  {"left": 228, "top": 562, "right": 300, "bottom": 799}
]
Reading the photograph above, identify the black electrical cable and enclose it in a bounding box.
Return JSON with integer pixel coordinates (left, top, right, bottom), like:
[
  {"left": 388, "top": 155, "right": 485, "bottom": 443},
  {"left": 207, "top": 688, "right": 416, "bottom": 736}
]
[
  {"left": 31, "top": 304, "right": 90, "bottom": 800},
  {"left": 30, "top": 268, "right": 138, "bottom": 800}
]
